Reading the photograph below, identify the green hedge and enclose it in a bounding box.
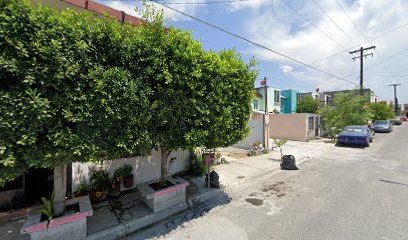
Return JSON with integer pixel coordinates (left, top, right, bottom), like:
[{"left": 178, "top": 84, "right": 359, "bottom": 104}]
[{"left": 0, "top": 0, "right": 257, "bottom": 184}]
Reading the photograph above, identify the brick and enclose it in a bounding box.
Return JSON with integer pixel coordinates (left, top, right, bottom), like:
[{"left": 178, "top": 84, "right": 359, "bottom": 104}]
[
  {"left": 87, "top": 1, "right": 123, "bottom": 21},
  {"left": 62, "top": 0, "right": 87, "bottom": 8}
]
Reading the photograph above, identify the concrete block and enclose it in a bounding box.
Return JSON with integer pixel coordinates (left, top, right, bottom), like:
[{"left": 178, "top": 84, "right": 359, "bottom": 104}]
[{"left": 136, "top": 177, "right": 189, "bottom": 213}]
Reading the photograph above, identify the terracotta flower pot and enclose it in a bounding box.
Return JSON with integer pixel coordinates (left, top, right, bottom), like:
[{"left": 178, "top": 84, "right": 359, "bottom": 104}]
[
  {"left": 123, "top": 174, "right": 134, "bottom": 188},
  {"left": 92, "top": 189, "right": 107, "bottom": 202},
  {"left": 109, "top": 182, "right": 121, "bottom": 199}
]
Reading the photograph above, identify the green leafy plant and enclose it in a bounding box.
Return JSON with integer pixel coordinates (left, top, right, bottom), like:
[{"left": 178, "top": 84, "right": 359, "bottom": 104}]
[
  {"left": 121, "top": 164, "right": 133, "bottom": 179},
  {"left": 73, "top": 183, "right": 91, "bottom": 197},
  {"left": 189, "top": 155, "right": 208, "bottom": 177},
  {"left": 319, "top": 90, "right": 373, "bottom": 140},
  {"left": 0, "top": 0, "right": 258, "bottom": 185},
  {"left": 368, "top": 102, "right": 395, "bottom": 121},
  {"left": 41, "top": 191, "right": 55, "bottom": 228},
  {"left": 90, "top": 169, "right": 111, "bottom": 191},
  {"left": 296, "top": 96, "right": 319, "bottom": 113},
  {"left": 272, "top": 137, "right": 288, "bottom": 160}
]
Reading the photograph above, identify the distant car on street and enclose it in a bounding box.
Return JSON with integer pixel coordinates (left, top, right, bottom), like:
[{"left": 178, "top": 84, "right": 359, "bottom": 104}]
[
  {"left": 390, "top": 119, "right": 402, "bottom": 125},
  {"left": 400, "top": 116, "right": 407, "bottom": 122},
  {"left": 373, "top": 120, "right": 393, "bottom": 133},
  {"left": 337, "top": 126, "right": 374, "bottom": 147}
]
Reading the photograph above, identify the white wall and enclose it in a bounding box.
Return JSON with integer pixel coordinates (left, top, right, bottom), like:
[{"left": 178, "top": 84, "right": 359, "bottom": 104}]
[
  {"left": 232, "top": 115, "right": 264, "bottom": 150},
  {"left": 71, "top": 149, "right": 190, "bottom": 192}
]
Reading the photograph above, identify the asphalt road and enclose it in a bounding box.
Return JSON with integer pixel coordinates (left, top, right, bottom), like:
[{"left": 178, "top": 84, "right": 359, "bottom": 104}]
[{"left": 133, "top": 123, "right": 408, "bottom": 240}]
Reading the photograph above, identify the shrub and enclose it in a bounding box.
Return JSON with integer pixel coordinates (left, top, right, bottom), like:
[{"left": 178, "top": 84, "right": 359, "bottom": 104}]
[
  {"left": 189, "top": 154, "right": 208, "bottom": 177},
  {"left": 73, "top": 183, "right": 91, "bottom": 197}
]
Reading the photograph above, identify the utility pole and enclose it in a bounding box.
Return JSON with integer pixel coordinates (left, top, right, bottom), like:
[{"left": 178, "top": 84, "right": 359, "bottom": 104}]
[
  {"left": 263, "top": 76, "right": 268, "bottom": 114},
  {"left": 261, "top": 77, "right": 269, "bottom": 149},
  {"left": 349, "top": 46, "right": 376, "bottom": 95},
  {"left": 389, "top": 83, "right": 401, "bottom": 115}
]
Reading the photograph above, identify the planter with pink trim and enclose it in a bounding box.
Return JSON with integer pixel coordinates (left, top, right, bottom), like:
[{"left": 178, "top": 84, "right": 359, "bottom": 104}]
[
  {"left": 21, "top": 196, "right": 93, "bottom": 240},
  {"left": 136, "top": 177, "right": 189, "bottom": 213}
]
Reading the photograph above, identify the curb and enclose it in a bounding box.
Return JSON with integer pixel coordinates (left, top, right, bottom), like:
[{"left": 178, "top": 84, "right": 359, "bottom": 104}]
[{"left": 86, "top": 183, "right": 226, "bottom": 240}]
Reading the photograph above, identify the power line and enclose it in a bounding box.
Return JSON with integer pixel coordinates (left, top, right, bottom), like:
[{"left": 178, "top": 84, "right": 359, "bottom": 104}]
[
  {"left": 280, "top": 0, "right": 347, "bottom": 50},
  {"left": 152, "top": 0, "right": 357, "bottom": 85},
  {"left": 154, "top": 0, "right": 251, "bottom": 4},
  {"left": 333, "top": 0, "right": 367, "bottom": 41},
  {"left": 310, "top": 0, "right": 355, "bottom": 45},
  {"left": 333, "top": 0, "right": 395, "bottom": 78},
  {"left": 268, "top": 22, "right": 408, "bottom": 82},
  {"left": 365, "top": 74, "right": 408, "bottom": 78}
]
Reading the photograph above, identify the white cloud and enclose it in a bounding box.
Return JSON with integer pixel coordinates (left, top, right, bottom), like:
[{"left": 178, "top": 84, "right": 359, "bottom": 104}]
[
  {"left": 227, "top": 0, "right": 271, "bottom": 12},
  {"left": 98, "top": 0, "right": 408, "bottom": 102},
  {"left": 240, "top": 0, "right": 408, "bottom": 101},
  {"left": 280, "top": 65, "right": 294, "bottom": 74}
]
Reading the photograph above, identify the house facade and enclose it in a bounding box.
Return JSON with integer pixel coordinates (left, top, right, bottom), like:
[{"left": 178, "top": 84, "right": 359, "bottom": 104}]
[
  {"left": 269, "top": 113, "right": 323, "bottom": 142},
  {"left": 300, "top": 92, "right": 320, "bottom": 101},
  {"left": 253, "top": 86, "right": 282, "bottom": 114},
  {"left": 281, "top": 89, "right": 301, "bottom": 114},
  {"left": 324, "top": 88, "right": 378, "bottom": 105}
]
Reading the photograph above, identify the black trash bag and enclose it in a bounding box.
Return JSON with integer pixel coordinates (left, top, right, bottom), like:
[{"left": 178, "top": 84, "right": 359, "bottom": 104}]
[
  {"left": 205, "top": 170, "right": 220, "bottom": 188},
  {"left": 280, "top": 155, "right": 299, "bottom": 170}
]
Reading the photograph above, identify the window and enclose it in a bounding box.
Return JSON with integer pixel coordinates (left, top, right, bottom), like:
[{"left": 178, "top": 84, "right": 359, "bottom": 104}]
[
  {"left": 296, "top": 93, "right": 302, "bottom": 102},
  {"left": 253, "top": 100, "right": 259, "bottom": 110},
  {"left": 274, "top": 90, "right": 280, "bottom": 103},
  {"left": 308, "top": 116, "right": 314, "bottom": 129}
]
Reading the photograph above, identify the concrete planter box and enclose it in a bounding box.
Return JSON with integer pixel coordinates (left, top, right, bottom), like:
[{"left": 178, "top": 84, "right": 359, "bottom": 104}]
[
  {"left": 136, "top": 177, "right": 189, "bottom": 213},
  {"left": 21, "top": 196, "right": 93, "bottom": 240}
]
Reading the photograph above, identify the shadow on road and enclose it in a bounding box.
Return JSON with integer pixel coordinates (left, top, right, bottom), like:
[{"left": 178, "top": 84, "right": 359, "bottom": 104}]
[{"left": 335, "top": 143, "right": 367, "bottom": 149}]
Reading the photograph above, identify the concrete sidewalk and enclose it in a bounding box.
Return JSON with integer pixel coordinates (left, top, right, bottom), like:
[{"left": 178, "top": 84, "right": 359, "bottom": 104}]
[
  {"left": 86, "top": 176, "right": 227, "bottom": 240},
  {"left": 0, "top": 139, "right": 334, "bottom": 240},
  {"left": 87, "top": 140, "right": 333, "bottom": 239},
  {"left": 215, "top": 139, "right": 334, "bottom": 192}
]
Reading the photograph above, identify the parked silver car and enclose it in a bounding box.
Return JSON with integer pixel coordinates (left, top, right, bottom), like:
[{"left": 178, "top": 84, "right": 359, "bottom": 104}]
[{"left": 373, "top": 120, "right": 393, "bottom": 133}]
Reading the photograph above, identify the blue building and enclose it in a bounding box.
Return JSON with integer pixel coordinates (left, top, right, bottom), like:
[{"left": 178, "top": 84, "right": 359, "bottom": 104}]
[{"left": 281, "top": 89, "right": 301, "bottom": 114}]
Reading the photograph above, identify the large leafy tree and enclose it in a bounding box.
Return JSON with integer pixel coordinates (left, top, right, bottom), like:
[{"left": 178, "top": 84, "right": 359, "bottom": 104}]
[
  {"left": 0, "top": 0, "right": 258, "bottom": 184},
  {"left": 133, "top": 7, "right": 258, "bottom": 177},
  {"left": 368, "top": 103, "right": 394, "bottom": 121},
  {"left": 0, "top": 0, "right": 153, "bottom": 184},
  {"left": 319, "top": 90, "right": 373, "bottom": 138},
  {"left": 296, "top": 96, "right": 319, "bottom": 113}
]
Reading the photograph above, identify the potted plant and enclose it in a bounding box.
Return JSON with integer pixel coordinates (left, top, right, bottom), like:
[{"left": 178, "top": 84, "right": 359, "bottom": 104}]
[
  {"left": 272, "top": 137, "right": 287, "bottom": 161},
  {"left": 90, "top": 169, "right": 110, "bottom": 202},
  {"left": 109, "top": 170, "right": 121, "bottom": 199},
  {"left": 73, "top": 183, "right": 91, "bottom": 198},
  {"left": 121, "top": 164, "right": 134, "bottom": 188},
  {"left": 40, "top": 192, "right": 54, "bottom": 228}
]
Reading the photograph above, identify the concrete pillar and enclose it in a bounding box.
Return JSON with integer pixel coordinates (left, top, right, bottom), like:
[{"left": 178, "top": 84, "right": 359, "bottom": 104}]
[
  {"left": 53, "top": 165, "right": 67, "bottom": 215},
  {"left": 263, "top": 114, "right": 270, "bottom": 149}
]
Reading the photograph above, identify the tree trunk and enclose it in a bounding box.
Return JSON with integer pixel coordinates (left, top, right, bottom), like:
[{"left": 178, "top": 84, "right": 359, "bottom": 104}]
[
  {"left": 53, "top": 165, "right": 67, "bottom": 215},
  {"left": 160, "top": 147, "right": 169, "bottom": 178}
]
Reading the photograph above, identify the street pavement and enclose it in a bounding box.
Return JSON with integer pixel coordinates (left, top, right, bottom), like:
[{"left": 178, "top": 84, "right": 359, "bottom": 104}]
[{"left": 130, "top": 123, "right": 408, "bottom": 240}]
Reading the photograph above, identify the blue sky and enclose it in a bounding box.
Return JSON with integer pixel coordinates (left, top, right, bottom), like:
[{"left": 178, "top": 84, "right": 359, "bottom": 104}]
[{"left": 98, "top": 0, "right": 408, "bottom": 104}]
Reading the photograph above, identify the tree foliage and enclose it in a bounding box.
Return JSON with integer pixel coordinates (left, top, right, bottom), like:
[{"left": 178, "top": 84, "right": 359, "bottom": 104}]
[
  {"left": 296, "top": 96, "right": 319, "bottom": 113},
  {"left": 368, "top": 103, "right": 394, "bottom": 121},
  {"left": 0, "top": 0, "right": 258, "bottom": 183},
  {"left": 318, "top": 90, "right": 373, "bottom": 138}
]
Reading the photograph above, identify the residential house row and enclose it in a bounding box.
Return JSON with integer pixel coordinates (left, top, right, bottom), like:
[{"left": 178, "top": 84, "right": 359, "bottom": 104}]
[{"left": 253, "top": 86, "right": 379, "bottom": 114}]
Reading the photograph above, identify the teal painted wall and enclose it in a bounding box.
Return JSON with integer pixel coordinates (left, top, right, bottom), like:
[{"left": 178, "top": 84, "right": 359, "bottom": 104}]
[{"left": 281, "top": 89, "right": 301, "bottom": 114}]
